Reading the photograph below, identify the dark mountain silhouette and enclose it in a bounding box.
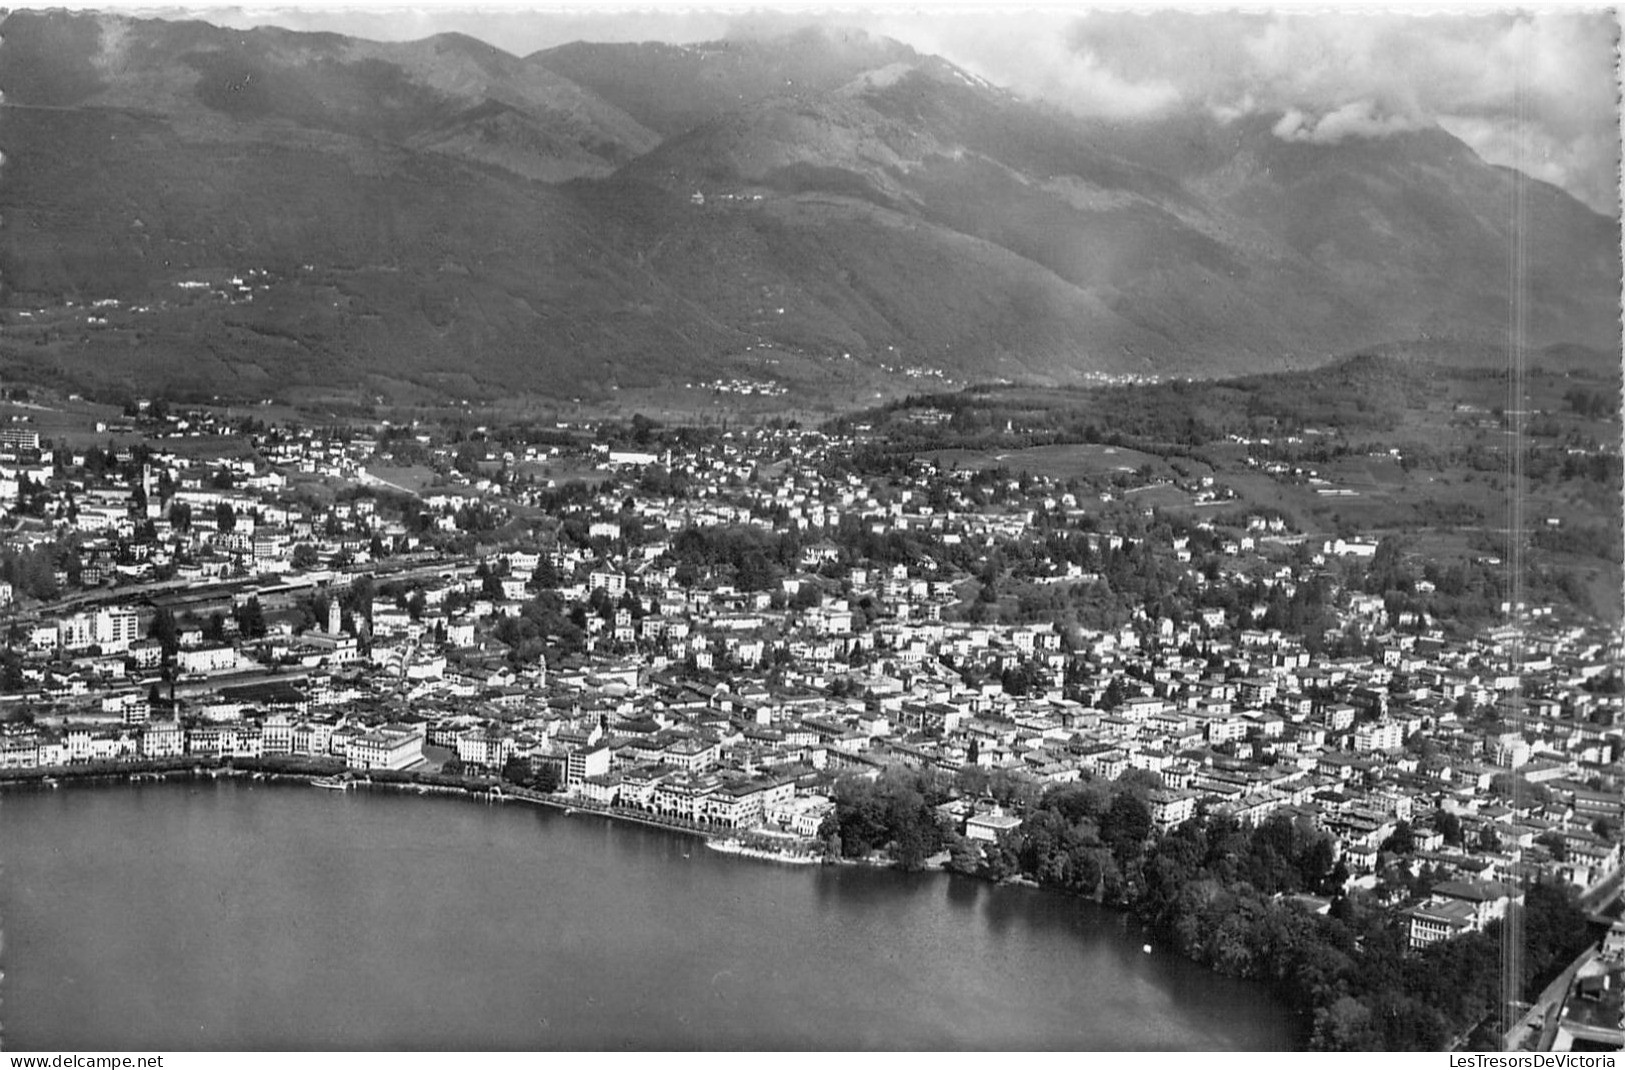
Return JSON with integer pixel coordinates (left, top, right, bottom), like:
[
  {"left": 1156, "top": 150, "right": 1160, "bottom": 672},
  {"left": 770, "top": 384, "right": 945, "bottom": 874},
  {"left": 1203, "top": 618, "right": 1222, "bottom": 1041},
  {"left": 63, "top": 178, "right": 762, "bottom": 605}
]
[{"left": 0, "top": 11, "right": 1615, "bottom": 404}]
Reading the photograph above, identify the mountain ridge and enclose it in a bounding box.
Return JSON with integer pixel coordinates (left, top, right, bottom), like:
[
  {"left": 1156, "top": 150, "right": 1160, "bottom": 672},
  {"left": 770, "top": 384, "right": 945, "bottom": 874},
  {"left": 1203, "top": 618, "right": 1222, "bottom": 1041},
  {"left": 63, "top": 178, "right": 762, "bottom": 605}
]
[{"left": 0, "top": 10, "right": 1616, "bottom": 405}]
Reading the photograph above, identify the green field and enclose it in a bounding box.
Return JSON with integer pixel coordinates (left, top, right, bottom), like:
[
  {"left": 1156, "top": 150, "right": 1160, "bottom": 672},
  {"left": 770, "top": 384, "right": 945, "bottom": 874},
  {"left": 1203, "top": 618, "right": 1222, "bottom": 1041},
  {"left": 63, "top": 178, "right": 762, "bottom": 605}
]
[
  {"left": 362, "top": 465, "right": 440, "bottom": 495},
  {"left": 0, "top": 396, "right": 128, "bottom": 448},
  {"left": 925, "top": 443, "right": 1166, "bottom": 479}
]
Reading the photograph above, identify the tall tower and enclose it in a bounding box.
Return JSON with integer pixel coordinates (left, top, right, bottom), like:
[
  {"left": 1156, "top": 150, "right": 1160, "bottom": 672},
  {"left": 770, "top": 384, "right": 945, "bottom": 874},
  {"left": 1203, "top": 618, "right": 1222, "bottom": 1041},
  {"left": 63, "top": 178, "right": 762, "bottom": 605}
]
[
  {"left": 328, "top": 597, "right": 343, "bottom": 636},
  {"left": 141, "top": 464, "right": 162, "bottom": 519}
]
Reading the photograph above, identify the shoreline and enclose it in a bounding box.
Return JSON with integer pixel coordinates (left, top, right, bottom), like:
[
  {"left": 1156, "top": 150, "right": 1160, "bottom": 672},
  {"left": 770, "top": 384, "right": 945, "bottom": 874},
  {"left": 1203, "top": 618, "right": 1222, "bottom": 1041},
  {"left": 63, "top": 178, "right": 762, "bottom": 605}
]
[
  {"left": 0, "top": 762, "right": 1154, "bottom": 895},
  {"left": 2, "top": 761, "right": 1073, "bottom": 879},
  {"left": 0, "top": 765, "right": 1316, "bottom": 1049},
  {"left": 0, "top": 776, "right": 1304, "bottom": 1052},
  {"left": 0, "top": 760, "right": 827, "bottom": 858}
]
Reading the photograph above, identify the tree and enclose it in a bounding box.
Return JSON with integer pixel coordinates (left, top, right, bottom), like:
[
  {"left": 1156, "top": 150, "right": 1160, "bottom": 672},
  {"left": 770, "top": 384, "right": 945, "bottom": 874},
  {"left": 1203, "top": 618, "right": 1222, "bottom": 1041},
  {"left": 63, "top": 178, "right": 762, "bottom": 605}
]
[
  {"left": 234, "top": 596, "right": 266, "bottom": 639},
  {"left": 944, "top": 831, "right": 981, "bottom": 875},
  {"left": 630, "top": 412, "right": 659, "bottom": 446},
  {"left": 954, "top": 762, "right": 990, "bottom": 799},
  {"left": 1534, "top": 830, "right": 1569, "bottom": 862},
  {"left": 501, "top": 755, "right": 532, "bottom": 786},
  {"left": 1313, "top": 995, "right": 1380, "bottom": 1050},
  {"left": 531, "top": 556, "right": 561, "bottom": 589},
  {"left": 977, "top": 836, "right": 1022, "bottom": 882},
  {"left": 1117, "top": 768, "right": 1163, "bottom": 795},
  {"left": 1380, "top": 820, "right": 1417, "bottom": 856},
  {"left": 343, "top": 574, "right": 377, "bottom": 627},
  {"left": 0, "top": 648, "right": 24, "bottom": 692},
  {"left": 1405, "top": 731, "right": 1438, "bottom": 761},
  {"left": 1432, "top": 808, "right": 1463, "bottom": 846},
  {"left": 821, "top": 769, "right": 946, "bottom": 868},
  {"left": 150, "top": 608, "right": 180, "bottom": 657},
  {"left": 1103, "top": 790, "right": 1153, "bottom": 867},
  {"left": 1521, "top": 882, "right": 1594, "bottom": 995}
]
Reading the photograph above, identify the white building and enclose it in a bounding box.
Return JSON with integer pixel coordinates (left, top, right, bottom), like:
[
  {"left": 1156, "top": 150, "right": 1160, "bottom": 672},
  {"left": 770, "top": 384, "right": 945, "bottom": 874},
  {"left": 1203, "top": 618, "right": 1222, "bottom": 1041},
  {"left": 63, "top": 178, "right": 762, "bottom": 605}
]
[
  {"left": 346, "top": 723, "right": 425, "bottom": 771},
  {"left": 457, "top": 727, "right": 513, "bottom": 771},
  {"left": 141, "top": 721, "right": 186, "bottom": 759},
  {"left": 177, "top": 644, "right": 240, "bottom": 676},
  {"left": 1353, "top": 719, "right": 1405, "bottom": 753},
  {"left": 966, "top": 811, "right": 1024, "bottom": 843}
]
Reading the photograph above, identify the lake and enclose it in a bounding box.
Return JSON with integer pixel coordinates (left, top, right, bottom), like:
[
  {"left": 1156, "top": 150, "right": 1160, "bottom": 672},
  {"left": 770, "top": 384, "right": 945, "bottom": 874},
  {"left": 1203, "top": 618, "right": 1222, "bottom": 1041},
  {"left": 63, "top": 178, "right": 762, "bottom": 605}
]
[{"left": 0, "top": 780, "right": 1300, "bottom": 1050}]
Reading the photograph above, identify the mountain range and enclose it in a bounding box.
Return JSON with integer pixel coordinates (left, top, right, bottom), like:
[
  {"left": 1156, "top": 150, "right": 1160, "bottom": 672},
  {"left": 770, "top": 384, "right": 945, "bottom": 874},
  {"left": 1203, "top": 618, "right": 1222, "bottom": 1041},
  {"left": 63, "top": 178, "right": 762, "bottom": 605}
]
[{"left": 0, "top": 10, "right": 1617, "bottom": 405}]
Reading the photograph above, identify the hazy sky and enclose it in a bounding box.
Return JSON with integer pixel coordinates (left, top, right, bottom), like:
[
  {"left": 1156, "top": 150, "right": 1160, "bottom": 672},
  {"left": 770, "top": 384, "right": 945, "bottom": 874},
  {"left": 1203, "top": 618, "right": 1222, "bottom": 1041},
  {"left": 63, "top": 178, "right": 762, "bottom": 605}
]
[{"left": 107, "top": 4, "right": 1624, "bottom": 214}]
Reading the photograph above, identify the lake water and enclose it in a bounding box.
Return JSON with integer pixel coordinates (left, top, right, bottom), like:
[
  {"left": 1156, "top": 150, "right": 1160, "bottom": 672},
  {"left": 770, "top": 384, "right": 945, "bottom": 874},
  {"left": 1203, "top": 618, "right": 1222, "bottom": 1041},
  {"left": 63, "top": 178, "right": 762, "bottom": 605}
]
[{"left": 0, "top": 780, "right": 1299, "bottom": 1050}]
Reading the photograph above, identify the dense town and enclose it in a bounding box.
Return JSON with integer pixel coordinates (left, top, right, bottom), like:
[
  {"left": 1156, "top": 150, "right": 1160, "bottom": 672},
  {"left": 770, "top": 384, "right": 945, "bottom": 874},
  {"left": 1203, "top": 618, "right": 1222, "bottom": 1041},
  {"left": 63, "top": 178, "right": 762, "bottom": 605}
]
[{"left": 1, "top": 398, "right": 1621, "bottom": 1050}]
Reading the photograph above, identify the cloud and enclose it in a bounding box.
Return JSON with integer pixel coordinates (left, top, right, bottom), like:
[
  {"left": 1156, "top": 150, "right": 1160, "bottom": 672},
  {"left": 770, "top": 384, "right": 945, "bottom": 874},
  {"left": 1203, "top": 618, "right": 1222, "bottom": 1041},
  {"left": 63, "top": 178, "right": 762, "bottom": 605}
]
[
  {"left": 985, "top": 32, "right": 1183, "bottom": 120},
  {"left": 874, "top": 9, "right": 1620, "bottom": 214},
  {"left": 1272, "top": 101, "right": 1428, "bottom": 144},
  {"left": 858, "top": 9, "right": 1183, "bottom": 120},
  {"left": 1439, "top": 113, "right": 1621, "bottom": 217}
]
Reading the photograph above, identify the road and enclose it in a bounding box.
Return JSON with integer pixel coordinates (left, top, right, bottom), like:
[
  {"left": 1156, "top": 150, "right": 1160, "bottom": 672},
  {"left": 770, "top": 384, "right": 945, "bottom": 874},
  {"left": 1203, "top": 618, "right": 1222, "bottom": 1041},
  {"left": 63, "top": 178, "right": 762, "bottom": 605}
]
[
  {"left": 1579, "top": 862, "right": 1624, "bottom": 919},
  {"left": 1503, "top": 947, "right": 1597, "bottom": 1051},
  {"left": 1496, "top": 866, "right": 1621, "bottom": 1052}
]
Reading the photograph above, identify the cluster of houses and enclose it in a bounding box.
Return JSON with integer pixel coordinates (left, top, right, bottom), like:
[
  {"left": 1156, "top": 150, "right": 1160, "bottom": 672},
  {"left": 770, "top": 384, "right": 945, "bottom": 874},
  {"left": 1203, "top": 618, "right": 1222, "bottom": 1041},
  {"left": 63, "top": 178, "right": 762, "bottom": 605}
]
[{"left": 1, "top": 406, "right": 1621, "bottom": 963}]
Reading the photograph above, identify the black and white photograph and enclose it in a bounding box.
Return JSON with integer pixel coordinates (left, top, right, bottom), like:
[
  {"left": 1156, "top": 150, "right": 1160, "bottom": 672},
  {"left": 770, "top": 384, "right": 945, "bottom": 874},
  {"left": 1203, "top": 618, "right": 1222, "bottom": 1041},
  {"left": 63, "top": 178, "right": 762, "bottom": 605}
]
[{"left": 0, "top": 1, "right": 1620, "bottom": 1055}]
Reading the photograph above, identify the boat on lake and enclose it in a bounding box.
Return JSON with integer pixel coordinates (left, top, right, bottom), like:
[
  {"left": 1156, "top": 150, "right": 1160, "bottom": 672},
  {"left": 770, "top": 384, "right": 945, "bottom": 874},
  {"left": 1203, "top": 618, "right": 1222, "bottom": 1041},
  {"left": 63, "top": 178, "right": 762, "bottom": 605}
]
[{"left": 311, "top": 775, "right": 353, "bottom": 790}]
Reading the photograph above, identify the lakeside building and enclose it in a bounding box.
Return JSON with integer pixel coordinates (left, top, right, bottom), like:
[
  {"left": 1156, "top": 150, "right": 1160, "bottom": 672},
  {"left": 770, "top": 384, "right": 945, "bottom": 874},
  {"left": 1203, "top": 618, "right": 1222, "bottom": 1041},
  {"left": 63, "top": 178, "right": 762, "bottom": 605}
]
[{"left": 346, "top": 723, "right": 426, "bottom": 771}]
